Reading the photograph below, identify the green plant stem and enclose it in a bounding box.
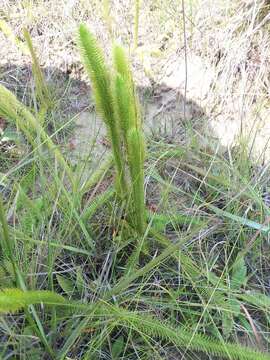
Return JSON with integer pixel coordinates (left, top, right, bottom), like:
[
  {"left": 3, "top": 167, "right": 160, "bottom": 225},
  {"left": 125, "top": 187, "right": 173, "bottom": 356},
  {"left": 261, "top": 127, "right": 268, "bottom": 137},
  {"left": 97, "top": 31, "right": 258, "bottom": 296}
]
[
  {"left": 127, "top": 128, "right": 145, "bottom": 234},
  {"left": 109, "top": 125, "right": 128, "bottom": 198},
  {"left": 23, "top": 28, "right": 51, "bottom": 114}
]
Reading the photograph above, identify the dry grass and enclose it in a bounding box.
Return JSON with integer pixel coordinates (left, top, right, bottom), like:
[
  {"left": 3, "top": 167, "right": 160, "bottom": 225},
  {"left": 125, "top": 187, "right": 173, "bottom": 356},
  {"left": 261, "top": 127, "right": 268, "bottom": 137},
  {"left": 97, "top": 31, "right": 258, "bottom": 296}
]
[{"left": 1, "top": 0, "right": 270, "bottom": 162}]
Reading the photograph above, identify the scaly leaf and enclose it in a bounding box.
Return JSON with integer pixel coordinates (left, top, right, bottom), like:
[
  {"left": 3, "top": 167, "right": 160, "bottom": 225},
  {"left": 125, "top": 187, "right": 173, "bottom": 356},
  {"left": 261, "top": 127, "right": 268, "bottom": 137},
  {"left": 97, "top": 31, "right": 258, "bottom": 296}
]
[{"left": 0, "top": 288, "right": 65, "bottom": 313}]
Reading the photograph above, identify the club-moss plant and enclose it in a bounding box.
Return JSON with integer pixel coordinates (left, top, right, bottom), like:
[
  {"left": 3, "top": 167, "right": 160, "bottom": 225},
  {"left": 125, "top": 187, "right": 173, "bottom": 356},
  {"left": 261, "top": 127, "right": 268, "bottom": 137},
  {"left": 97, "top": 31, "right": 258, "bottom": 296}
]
[
  {"left": 78, "top": 24, "right": 127, "bottom": 198},
  {"left": 1, "top": 288, "right": 270, "bottom": 360},
  {"left": 78, "top": 24, "right": 146, "bottom": 235}
]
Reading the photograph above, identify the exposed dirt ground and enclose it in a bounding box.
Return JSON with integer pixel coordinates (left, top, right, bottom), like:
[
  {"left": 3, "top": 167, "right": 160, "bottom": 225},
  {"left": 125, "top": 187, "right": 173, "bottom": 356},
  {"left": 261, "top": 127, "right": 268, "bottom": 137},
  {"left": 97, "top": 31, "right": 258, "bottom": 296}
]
[{"left": 0, "top": 0, "right": 270, "bottom": 162}]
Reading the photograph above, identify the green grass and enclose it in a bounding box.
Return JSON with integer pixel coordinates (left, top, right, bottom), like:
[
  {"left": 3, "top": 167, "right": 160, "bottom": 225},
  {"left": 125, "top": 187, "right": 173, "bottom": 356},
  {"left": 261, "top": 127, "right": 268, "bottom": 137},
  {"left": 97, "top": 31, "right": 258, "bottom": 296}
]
[{"left": 0, "top": 16, "right": 270, "bottom": 360}]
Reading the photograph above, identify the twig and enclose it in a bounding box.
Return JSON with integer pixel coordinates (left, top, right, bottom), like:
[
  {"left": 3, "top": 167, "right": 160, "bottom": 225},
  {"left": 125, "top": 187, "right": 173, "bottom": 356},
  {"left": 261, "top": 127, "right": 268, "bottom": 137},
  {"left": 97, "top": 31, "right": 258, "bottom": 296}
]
[{"left": 181, "top": 0, "right": 188, "bottom": 122}]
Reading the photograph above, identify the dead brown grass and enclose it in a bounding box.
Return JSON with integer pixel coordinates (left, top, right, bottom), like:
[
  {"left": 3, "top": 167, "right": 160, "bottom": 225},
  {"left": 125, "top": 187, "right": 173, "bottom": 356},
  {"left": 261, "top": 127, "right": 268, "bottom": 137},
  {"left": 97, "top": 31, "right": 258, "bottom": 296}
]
[{"left": 1, "top": 0, "right": 270, "bottom": 161}]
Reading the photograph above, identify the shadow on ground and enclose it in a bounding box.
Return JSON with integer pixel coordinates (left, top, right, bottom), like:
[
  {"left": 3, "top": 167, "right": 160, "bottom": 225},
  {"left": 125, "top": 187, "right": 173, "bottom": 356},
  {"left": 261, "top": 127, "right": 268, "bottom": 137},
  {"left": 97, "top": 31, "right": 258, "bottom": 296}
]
[{"left": 0, "top": 62, "right": 207, "bottom": 170}]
